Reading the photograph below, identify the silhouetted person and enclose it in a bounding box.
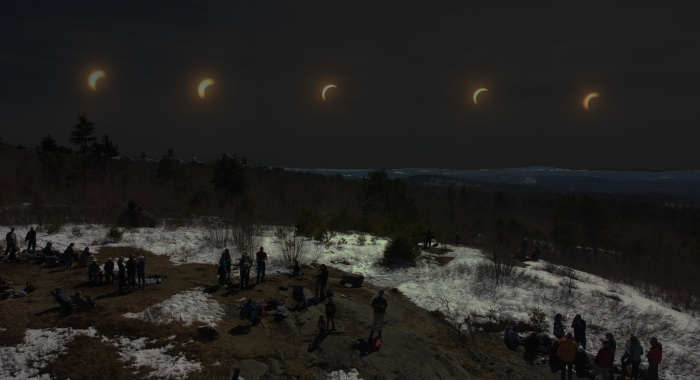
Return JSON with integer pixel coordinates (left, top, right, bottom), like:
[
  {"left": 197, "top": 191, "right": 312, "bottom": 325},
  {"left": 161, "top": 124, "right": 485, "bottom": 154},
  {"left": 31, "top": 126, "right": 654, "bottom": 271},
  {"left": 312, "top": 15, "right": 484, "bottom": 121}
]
[
  {"left": 239, "top": 253, "right": 251, "bottom": 289},
  {"left": 126, "top": 254, "right": 137, "bottom": 288},
  {"left": 256, "top": 246, "right": 267, "bottom": 283},
  {"left": 25, "top": 227, "right": 36, "bottom": 252},
  {"left": 218, "top": 252, "right": 228, "bottom": 285},
  {"left": 104, "top": 257, "right": 115, "bottom": 283},
  {"left": 63, "top": 243, "right": 76, "bottom": 269},
  {"left": 369, "top": 289, "right": 387, "bottom": 340},
  {"left": 325, "top": 297, "right": 337, "bottom": 331},
  {"left": 455, "top": 232, "right": 460, "bottom": 246},
  {"left": 315, "top": 264, "right": 328, "bottom": 300},
  {"left": 88, "top": 258, "right": 103, "bottom": 285},
  {"left": 136, "top": 256, "right": 146, "bottom": 289},
  {"left": 117, "top": 257, "right": 126, "bottom": 292},
  {"left": 571, "top": 314, "right": 587, "bottom": 350},
  {"left": 5, "top": 228, "right": 17, "bottom": 256},
  {"left": 223, "top": 248, "right": 232, "bottom": 281}
]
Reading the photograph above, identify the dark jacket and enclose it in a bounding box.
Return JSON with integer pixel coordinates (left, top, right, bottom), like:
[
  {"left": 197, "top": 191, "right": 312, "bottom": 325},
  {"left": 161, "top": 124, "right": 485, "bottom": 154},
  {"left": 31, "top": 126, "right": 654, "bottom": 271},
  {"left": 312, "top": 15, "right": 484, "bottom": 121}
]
[
  {"left": 256, "top": 250, "right": 267, "bottom": 263},
  {"left": 117, "top": 261, "right": 126, "bottom": 274},
  {"left": 371, "top": 296, "right": 388, "bottom": 314},
  {"left": 64, "top": 246, "right": 76, "bottom": 260},
  {"left": 136, "top": 260, "right": 146, "bottom": 273},
  {"left": 293, "top": 264, "right": 301, "bottom": 272},
  {"left": 219, "top": 258, "right": 227, "bottom": 274},
  {"left": 25, "top": 230, "right": 36, "bottom": 242},
  {"left": 325, "top": 301, "right": 337, "bottom": 316},
  {"left": 553, "top": 320, "right": 565, "bottom": 338},
  {"left": 523, "top": 335, "right": 540, "bottom": 353},
  {"left": 315, "top": 267, "right": 329, "bottom": 283},
  {"left": 629, "top": 343, "right": 644, "bottom": 361},
  {"left": 104, "top": 261, "right": 115, "bottom": 273},
  {"left": 126, "top": 259, "right": 137, "bottom": 273},
  {"left": 88, "top": 262, "right": 101, "bottom": 275},
  {"left": 571, "top": 317, "right": 586, "bottom": 337},
  {"left": 574, "top": 351, "right": 590, "bottom": 372},
  {"left": 239, "top": 257, "right": 252, "bottom": 273},
  {"left": 6, "top": 231, "right": 17, "bottom": 245}
]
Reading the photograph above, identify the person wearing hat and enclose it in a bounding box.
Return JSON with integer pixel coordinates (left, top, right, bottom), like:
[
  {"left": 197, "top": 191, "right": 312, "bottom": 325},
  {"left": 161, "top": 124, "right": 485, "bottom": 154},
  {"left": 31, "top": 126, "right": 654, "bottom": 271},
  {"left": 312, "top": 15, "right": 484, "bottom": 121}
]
[
  {"left": 126, "top": 254, "right": 137, "bottom": 288},
  {"left": 556, "top": 332, "right": 579, "bottom": 380},
  {"left": 88, "top": 257, "right": 103, "bottom": 285},
  {"left": 104, "top": 257, "right": 115, "bottom": 284},
  {"left": 117, "top": 257, "right": 126, "bottom": 292},
  {"left": 369, "top": 289, "right": 388, "bottom": 341},
  {"left": 646, "top": 337, "right": 662, "bottom": 380},
  {"left": 136, "top": 256, "right": 146, "bottom": 289},
  {"left": 5, "top": 227, "right": 17, "bottom": 257}
]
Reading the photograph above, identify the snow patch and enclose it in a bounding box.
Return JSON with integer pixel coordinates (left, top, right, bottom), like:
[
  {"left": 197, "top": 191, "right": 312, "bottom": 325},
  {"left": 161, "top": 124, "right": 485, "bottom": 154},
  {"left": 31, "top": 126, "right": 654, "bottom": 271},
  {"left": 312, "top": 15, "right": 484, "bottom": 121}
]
[
  {"left": 111, "top": 336, "right": 201, "bottom": 379},
  {"left": 0, "top": 327, "right": 97, "bottom": 379},
  {"left": 124, "top": 290, "right": 224, "bottom": 326},
  {"left": 327, "top": 369, "right": 362, "bottom": 379}
]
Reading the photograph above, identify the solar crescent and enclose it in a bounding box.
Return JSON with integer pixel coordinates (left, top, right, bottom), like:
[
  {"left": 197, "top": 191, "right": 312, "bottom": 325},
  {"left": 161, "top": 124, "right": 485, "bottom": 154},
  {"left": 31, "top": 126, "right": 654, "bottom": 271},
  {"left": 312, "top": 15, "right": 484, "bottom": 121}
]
[
  {"left": 473, "top": 88, "right": 488, "bottom": 104},
  {"left": 322, "top": 85, "right": 336, "bottom": 100},
  {"left": 583, "top": 92, "right": 599, "bottom": 110},
  {"left": 198, "top": 79, "right": 214, "bottom": 99},
  {"left": 88, "top": 70, "right": 105, "bottom": 90}
]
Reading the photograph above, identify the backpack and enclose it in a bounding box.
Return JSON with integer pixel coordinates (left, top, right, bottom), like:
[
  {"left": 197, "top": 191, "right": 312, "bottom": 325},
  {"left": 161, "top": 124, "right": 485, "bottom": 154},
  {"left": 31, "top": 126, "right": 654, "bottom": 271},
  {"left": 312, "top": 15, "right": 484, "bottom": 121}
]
[{"left": 352, "top": 338, "right": 367, "bottom": 350}]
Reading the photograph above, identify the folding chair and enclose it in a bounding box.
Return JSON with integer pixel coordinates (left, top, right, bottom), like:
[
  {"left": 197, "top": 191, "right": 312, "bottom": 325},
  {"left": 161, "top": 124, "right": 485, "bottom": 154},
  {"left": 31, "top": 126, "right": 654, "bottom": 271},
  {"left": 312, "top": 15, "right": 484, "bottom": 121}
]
[
  {"left": 239, "top": 301, "right": 260, "bottom": 326},
  {"left": 291, "top": 286, "right": 308, "bottom": 309},
  {"left": 51, "top": 291, "right": 73, "bottom": 312}
]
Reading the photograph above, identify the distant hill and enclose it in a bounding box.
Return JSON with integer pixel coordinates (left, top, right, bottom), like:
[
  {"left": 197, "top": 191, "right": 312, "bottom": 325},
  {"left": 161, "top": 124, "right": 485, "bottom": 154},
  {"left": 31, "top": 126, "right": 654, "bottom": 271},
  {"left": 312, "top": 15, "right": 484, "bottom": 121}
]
[{"left": 288, "top": 167, "right": 700, "bottom": 198}]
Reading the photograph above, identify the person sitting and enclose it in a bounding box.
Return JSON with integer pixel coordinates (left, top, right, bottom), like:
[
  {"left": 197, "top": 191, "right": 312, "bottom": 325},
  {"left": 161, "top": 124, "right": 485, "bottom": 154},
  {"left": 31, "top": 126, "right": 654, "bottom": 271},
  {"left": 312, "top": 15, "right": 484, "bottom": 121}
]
[
  {"left": 88, "top": 258, "right": 103, "bottom": 285},
  {"left": 292, "top": 260, "right": 303, "bottom": 276},
  {"left": 506, "top": 325, "right": 520, "bottom": 351},
  {"left": 240, "top": 298, "right": 260, "bottom": 325},
  {"left": 51, "top": 287, "right": 73, "bottom": 311},
  {"left": 0, "top": 276, "right": 14, "bottom": 292},
  {"left": 23, "top": 282, "right": 35, "bottom": 293},
  {"left": 70, "top": 291, "right": 95, "bottom": 309},
  {"left": 43, "top": 242, "right": 58, "bottom": 256}
]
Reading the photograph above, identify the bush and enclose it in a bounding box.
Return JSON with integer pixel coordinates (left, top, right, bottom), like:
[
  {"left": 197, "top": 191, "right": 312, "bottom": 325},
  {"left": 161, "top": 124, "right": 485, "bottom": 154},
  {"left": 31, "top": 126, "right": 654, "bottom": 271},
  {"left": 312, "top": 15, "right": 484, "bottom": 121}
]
[
  {"left": 106, "top": 225, "right": 124, "bottom": 243},
  {"left": 529, "top": 307, "right": 548, "bottom": 332},
  {"left": 383, "top": 234, "right": 420, "bottom": 264},
  {"left": 356, "top": 235, "right": 367, "bottom": 245},
  {"left": 295, "top": 209, "right": 327, "bottom": 241},
  {"left": 71, "top": 226, "right": 83, "bottom": 237},
  {"left": 46, "top": 218, "right": 63, "bottom": 234}
]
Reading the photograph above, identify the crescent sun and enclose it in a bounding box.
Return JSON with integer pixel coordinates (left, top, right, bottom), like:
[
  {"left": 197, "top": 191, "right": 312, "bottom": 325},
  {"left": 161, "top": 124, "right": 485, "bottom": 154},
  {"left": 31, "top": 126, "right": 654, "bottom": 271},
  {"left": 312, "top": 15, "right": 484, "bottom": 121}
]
[
  {"left": 88, "top": 70, "right": 105, "bottom": 90},
  {"left": 322, "top": 85, "right": 337, "bottom": 100},
  {"left": 473, "top": 88, "right": 488, "bottom": 104},
  {"left": 583, "top": 92, "right": 599, "bottom": 110},
  {"left": 198, "top": 79, "right": 214, "bottom": 99}
]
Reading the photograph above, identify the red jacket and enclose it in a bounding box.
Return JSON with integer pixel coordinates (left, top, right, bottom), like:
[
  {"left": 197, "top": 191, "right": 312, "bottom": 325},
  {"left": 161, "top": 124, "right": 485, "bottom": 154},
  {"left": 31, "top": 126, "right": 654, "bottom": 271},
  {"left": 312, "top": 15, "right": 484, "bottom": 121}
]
[
  {"left": 648, "top": 343, "right": 662, "bottom": 364},
  {"left": 594, "top": 347, "right": 614, "bottom": 369}
]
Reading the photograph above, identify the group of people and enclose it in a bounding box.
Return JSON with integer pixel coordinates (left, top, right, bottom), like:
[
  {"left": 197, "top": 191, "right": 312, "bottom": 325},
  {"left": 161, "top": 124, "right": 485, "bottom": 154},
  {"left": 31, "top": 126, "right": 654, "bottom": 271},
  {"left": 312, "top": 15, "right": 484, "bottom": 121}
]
[
  {"left": 505, "top": 313, "right": 662, "bottom": 380},
  {"left": 515, "top": 237, "right": 540, "bottom": 262},
  {"left": 217, "top": 246, "right": 269, "bottom": 288}
]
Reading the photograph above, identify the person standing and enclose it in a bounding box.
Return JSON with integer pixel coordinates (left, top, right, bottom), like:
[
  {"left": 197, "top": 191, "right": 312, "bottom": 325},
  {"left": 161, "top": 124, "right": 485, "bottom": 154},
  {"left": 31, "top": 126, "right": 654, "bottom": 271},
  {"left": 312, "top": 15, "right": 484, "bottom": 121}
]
[
  {"left": 325, "top": 297, "right": 337, "bottom": 331},
  {"left": 646, "top": 337, "right": 662, "bottom": 380},
  {"left": 5, "top": 228, "right": 17, "bottom": 256},
  {"left": 506, "top": 325, "right": 520, "bottom": 351},
  {"left": 557, "top": 332, "right": 579, "bottom": 380},
  {"left": 604, "top": 332, "right": 617, "bottom": 379},
  {"left": 223, "top": 248, "right": 232, "bottom": 281},
  {"left": 255, "top": 246, "right": 267, "bottom": 283},
  {"left": 77, "top": 247, "right": 90, "bottom": 268},
  {"left": 117, "top": 257, "right": 126, "bottom": 292},
  {"left": 218, "top": 252, "right": 228, "bottom": 285},
  {"left": 126, "top": 254, "right": 137, "bottom": 288},
  {"left": 136, "top": 256, "right": 146, "bottom": 289},
  {"left": 553, "top": 313, "right": 565, "bottom": 339},
  {"left": 315, "top": 264, "right": 329, "bottom": 301},
  {"left": 25, "top": 227, "right": 36, "bottom": 252},
  {"left": 369, "top": 289, "right": 387, "bottom": 340},
  {"left": 317, "top": 315, "right": 327, "bottom": 339},
  {"left": 589, "top": 340, "right": 614, "bottom": 379},
  {"left": 239, "top": 253, "right": 252, "bottom": 289},
  {"left": 571, "top": 314, "right": 587, "bottom": 349},
  {"left": 621, "top": 335, "right": 643, "bottom": 378},
  {"left": 104, "top": 257, "right": 115, "bottom": 284},
  {"left": 523, "top": 331, "right": 539, "bottom": 364},
  {"left": 455, "top": 232, "right": 460, "bottom": 247}
]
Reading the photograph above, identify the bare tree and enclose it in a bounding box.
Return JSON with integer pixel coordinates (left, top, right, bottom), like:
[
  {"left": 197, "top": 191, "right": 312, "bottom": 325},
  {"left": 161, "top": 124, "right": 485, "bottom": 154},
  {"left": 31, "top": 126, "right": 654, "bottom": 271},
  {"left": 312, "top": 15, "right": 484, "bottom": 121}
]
[
  {"left": 274, "top": 226, "right": 306, "bottom": 263},
  {"left": 488, "top": 244, "right": 516, "bottom": 285},
  {"left": 232, "top": 223, "right": 262, "bottom": 255}
]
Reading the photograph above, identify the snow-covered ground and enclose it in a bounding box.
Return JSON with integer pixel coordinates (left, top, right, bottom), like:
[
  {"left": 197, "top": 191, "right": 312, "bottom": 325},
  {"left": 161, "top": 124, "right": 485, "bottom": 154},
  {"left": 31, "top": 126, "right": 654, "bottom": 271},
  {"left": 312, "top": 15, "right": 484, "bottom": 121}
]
[
  {"left": 109, "top": 336, "right": 201, "bottom": 379},
  {"left": 124, "top": 290, "right": 224, "bottom": 326},
  {"left": 1, "top": 223, "right": 697, "bottom": 379}
]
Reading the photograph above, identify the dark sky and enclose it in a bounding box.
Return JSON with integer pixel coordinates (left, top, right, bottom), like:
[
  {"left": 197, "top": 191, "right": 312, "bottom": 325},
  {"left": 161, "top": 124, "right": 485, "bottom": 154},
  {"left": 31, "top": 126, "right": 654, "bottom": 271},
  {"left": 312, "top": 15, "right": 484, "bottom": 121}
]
[{"left": 2, "top": 0, "right": 700, "bottom": 170}]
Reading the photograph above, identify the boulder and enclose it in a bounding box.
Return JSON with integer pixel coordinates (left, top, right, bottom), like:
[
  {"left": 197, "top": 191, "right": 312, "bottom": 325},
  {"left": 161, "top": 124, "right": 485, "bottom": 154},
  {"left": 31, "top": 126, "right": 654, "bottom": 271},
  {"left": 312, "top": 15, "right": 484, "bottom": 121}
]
[{"left": 340, "top": 273, "right": 364, "bottom": 287}]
